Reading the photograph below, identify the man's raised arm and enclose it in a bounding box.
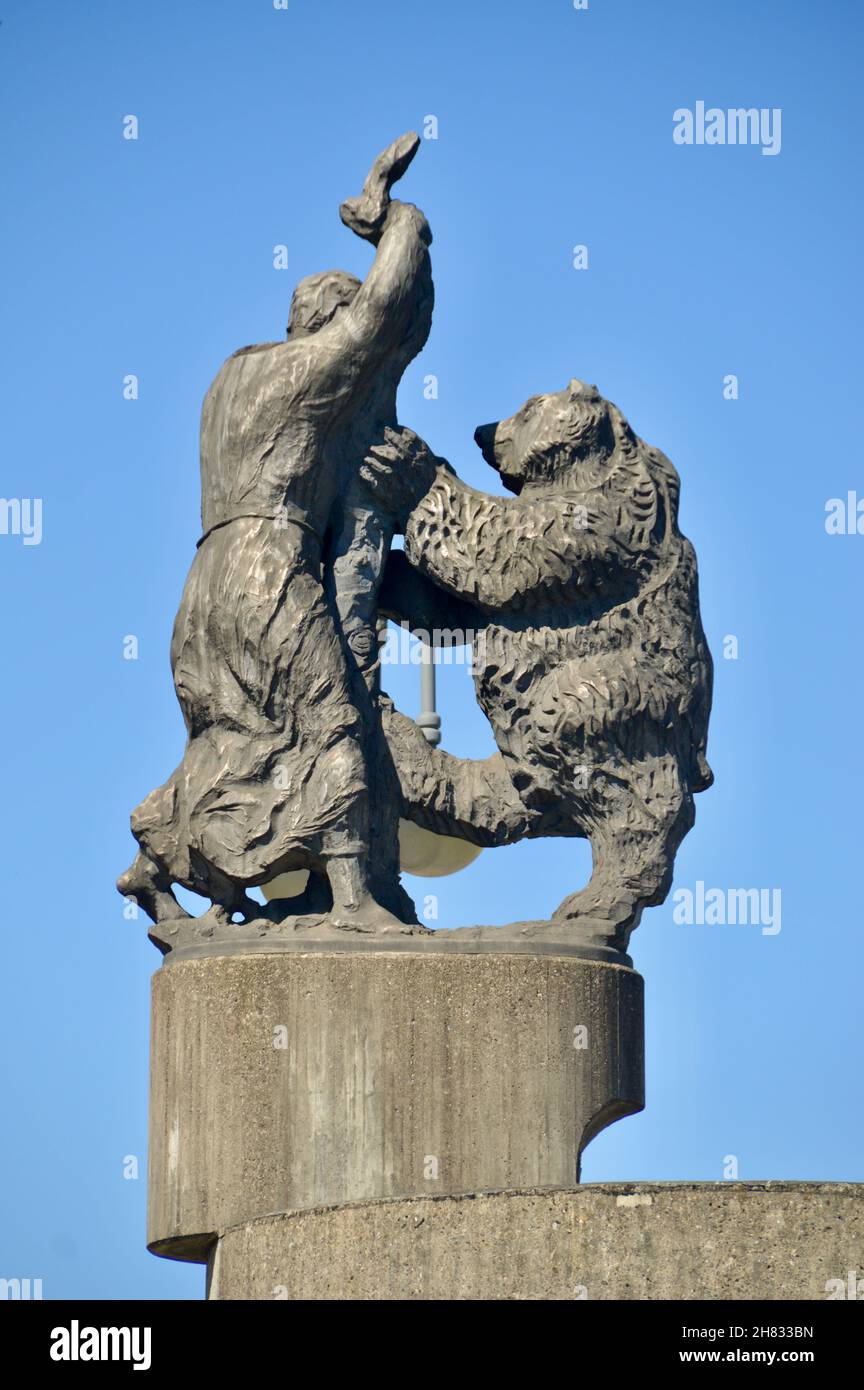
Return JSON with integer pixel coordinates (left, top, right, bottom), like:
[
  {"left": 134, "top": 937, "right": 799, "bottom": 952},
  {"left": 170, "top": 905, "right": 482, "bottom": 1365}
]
[
  {"left": 334, "top": 132, "right": 433, "bottom": 369},
  {"left": 341, "top": 201, "right": 432, "bottom": 360}
]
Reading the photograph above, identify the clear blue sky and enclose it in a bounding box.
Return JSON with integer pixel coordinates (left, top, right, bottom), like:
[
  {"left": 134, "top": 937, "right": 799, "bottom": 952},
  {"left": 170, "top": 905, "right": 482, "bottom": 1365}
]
[{"left": 1, "top": 0, "right": 861, "bottom": 1299}]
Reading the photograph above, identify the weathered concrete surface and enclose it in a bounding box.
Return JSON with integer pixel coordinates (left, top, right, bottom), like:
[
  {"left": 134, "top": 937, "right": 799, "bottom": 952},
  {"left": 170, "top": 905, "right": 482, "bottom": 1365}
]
[
  {"left": 207, "top": 1182, "right": 864, "bottom": 1301},
  {"left": 148, "top": 952, "right": 643, "bottom": 1260}
]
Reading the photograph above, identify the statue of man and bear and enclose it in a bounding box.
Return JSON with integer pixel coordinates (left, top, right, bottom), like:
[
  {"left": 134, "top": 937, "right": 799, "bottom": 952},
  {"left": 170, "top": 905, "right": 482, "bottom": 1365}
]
[{"left": 118, "top": 133, "right": 713, "bottom": 961}]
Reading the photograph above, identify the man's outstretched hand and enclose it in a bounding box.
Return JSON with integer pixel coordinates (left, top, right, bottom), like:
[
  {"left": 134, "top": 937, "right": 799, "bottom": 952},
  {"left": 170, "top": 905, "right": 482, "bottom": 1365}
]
[{"left": 340, "top": 131, "right": 421, "bottom": 243}]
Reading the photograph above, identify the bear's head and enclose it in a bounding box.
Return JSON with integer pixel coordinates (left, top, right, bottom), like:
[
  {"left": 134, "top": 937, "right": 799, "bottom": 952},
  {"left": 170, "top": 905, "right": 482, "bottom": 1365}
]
[{"left": 474, "top": 379, "right": 633, "bottom": 495}]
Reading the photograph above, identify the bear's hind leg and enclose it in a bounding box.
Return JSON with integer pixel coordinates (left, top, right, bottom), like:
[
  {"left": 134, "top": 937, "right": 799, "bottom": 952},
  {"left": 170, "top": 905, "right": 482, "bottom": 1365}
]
[{"left": 553, "top": 755, "right": 695, "bottom": 957}]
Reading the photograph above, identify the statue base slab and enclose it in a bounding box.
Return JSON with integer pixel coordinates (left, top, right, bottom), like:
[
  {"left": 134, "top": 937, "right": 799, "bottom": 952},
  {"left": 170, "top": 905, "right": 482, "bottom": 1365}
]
[{"left": 150, "top": 914, "right": 633, "bottom": 967}]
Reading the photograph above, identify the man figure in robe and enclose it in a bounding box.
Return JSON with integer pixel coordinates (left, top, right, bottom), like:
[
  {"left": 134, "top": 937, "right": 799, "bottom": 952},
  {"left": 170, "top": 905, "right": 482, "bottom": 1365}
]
[{"left": 118, "top": 133, "right": 434, "bottom": 934}]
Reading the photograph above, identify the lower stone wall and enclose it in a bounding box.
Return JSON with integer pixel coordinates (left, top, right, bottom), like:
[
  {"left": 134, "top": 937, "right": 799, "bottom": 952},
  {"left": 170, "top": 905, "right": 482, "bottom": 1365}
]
[{"left": 208, "top": 1182, "right": 864, "bottom": 1301}]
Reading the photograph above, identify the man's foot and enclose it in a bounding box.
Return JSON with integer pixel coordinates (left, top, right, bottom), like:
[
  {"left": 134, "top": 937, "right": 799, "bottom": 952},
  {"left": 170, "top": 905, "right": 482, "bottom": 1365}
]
[
  {"left": 325, "top": 851, "right": 413, "bottom": 934},
  {"left": 329, "top": 901, "right": 413, "bottom": 935}
]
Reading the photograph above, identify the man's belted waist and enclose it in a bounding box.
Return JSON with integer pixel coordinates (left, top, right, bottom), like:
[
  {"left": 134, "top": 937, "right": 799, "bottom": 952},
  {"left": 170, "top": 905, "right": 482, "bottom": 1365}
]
[{"left": 197, "top": 506, "right": 320, "bottom": 549}]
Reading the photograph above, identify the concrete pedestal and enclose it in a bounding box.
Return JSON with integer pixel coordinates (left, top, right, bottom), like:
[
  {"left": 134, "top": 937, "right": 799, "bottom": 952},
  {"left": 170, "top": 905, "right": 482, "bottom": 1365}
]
[
  {"left": 148, "top": 948, "right": 864, "bottom": 1299},
  {"left": 148, "top": 949, "right": 644, "bottom": 1266},
  {"left": 207, "top": 1183, "right": 864, "bottom": 1301}
]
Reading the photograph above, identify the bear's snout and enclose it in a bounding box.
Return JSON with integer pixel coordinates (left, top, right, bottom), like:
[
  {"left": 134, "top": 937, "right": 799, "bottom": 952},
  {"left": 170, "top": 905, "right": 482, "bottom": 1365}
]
[{"left": 474, "top": 422, "right": 499, "bottom": 467}]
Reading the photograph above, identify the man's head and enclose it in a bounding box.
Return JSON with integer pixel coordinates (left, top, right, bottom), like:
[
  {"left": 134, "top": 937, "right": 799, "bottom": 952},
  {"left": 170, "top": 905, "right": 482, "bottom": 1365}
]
[
  {"left": 286, "top": 270, "right": 362, "bottom": 339},
  {"left": 474, "top": 379, "right": 620, "bottom": 494}
]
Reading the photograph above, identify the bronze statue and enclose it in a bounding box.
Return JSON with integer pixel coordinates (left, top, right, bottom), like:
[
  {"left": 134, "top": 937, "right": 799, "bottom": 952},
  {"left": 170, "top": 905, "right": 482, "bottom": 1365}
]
[{"left": 119, "top": 133, "right": 712, "bottom": 963}]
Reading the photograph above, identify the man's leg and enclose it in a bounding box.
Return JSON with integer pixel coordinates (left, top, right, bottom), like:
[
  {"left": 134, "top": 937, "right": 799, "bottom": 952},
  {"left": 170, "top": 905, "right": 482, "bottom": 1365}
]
[{"left": 319, "top": 736, "right": 410, "bottom": 933}]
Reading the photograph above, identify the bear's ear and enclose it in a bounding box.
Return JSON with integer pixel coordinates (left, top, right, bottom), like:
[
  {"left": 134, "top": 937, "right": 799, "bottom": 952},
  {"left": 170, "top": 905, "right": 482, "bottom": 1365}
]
[{"left": 567, "top": 378, "right": 601, "bottom": 401}]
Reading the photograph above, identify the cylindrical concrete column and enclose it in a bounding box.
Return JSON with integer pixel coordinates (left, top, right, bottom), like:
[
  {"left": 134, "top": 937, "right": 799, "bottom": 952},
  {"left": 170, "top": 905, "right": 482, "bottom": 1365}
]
[{"left": 148, "top": 949, "right": 644, "bottom": 1265}]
